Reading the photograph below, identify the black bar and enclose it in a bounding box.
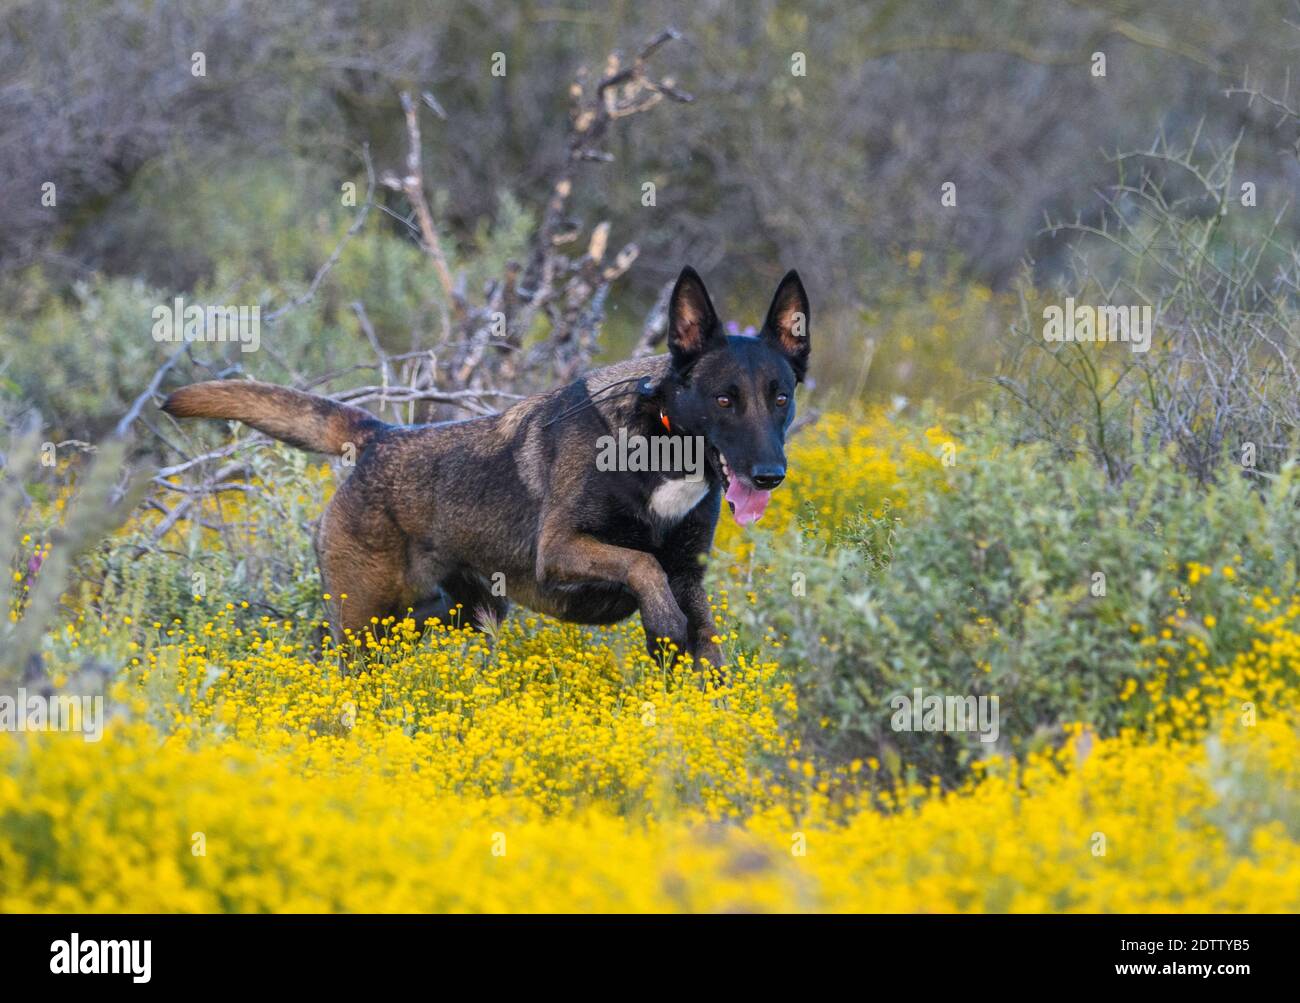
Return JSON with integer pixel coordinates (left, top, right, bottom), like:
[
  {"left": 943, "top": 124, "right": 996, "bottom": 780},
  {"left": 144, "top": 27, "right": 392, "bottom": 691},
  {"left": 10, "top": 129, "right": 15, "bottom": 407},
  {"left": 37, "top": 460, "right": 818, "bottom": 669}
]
[{"left": 0, "top": 913, "right": 1290, "bottom": 989}]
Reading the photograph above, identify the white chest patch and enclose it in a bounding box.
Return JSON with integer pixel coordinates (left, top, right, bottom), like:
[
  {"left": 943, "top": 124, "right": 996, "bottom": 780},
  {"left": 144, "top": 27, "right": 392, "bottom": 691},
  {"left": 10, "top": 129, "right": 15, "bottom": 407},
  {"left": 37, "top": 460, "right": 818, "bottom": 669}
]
[{"left": 648, "top": 477, "right": 710, "bottom": 524}]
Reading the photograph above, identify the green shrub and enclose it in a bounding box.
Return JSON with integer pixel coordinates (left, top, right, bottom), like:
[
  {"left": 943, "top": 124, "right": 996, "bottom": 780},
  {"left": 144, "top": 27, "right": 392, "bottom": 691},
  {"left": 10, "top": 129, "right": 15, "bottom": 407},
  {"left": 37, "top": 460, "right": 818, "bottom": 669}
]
[
  {"left": 82, "top": 442, "right": 333, "bottom": 649},
  {"left": 0, "top": 269, "right": 169, "bottom": 439},
  {"left": 731, "top": 409, "right": 1299, "bottom": 784}
]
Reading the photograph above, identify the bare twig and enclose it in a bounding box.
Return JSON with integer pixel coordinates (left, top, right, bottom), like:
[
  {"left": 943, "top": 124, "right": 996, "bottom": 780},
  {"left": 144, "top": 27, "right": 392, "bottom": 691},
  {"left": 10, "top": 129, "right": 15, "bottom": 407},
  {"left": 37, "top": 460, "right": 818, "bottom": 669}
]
[
  {"left": 114, "top": 344, "right": 188, "bottom": 439},
  {"left": 382, "top": 92, "right": 459, "bottom": 321},
  {"left": 264, "top": 143, "right": 377, "bottom": 324}
]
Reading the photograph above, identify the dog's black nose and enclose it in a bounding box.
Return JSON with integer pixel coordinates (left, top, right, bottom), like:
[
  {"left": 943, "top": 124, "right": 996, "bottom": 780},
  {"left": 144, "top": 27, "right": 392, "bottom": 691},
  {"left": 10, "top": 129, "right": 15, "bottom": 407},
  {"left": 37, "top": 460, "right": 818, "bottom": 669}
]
[{"left": 750, "top": 465, "right": 785, "bottom": 490}]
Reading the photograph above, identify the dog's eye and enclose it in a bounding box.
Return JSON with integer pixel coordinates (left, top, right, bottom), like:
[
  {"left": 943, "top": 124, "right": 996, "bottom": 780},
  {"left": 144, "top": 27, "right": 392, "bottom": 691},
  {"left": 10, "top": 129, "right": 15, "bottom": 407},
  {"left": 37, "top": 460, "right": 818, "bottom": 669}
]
[
  {"left": 716, "top": 395, "right": 733, "bottom": 409},
  {"left": 775, "top": 393, "right": 789, "bottom": 407}
]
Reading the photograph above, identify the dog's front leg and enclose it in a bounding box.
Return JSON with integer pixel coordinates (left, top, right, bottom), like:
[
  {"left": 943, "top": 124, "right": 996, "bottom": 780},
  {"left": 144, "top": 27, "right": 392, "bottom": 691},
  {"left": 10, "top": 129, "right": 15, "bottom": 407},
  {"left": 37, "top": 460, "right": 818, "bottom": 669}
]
[
  {"left": 536, "top": 526, "right": 688, "bottom": 660},
  {"left": 672, "top": 577, "right": 724, "bottom": 668}
]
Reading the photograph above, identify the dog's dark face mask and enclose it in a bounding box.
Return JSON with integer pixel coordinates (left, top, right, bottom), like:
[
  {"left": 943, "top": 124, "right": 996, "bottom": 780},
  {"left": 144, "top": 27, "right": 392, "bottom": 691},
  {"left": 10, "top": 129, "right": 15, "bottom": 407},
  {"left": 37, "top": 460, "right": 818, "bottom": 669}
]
[{"left": 662, "top": 267, "right": 811, "bottom": 526}]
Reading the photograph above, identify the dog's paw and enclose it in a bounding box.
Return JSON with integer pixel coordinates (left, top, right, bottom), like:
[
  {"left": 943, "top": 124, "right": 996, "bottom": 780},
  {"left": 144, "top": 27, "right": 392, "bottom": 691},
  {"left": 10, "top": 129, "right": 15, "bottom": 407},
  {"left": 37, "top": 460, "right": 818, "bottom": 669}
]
[
  {"left": 642, "top": 604, "right": 690, "bottom": 663},
  {"left": 693, "top": 638, "right": 724, "bottom": 669}
]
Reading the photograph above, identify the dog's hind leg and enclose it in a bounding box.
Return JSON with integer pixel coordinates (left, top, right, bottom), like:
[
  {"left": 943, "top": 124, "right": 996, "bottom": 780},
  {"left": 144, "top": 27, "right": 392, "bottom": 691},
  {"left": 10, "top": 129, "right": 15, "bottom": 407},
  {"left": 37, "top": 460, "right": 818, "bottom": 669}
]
[
  {"left": 313, "top": 487, "right": 410, "bottom": 651},
  {"left": 325, "top": 574, "right": 400, "bottom": 647},
  {"left": 405, "top": 586, "right": 458, "bottom": 631},
  {"left": 316, "top": 537, "right": 402, "bottom": 649},
  {"left": 407, "top": 570, "right": 507, "bottom": 634}
]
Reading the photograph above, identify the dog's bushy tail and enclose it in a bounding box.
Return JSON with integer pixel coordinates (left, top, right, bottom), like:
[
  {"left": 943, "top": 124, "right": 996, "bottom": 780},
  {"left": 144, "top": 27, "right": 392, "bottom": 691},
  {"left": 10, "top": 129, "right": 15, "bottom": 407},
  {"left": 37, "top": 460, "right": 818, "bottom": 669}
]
[{"left": 161, "top": 380, "right": 388, "bottom": 455}]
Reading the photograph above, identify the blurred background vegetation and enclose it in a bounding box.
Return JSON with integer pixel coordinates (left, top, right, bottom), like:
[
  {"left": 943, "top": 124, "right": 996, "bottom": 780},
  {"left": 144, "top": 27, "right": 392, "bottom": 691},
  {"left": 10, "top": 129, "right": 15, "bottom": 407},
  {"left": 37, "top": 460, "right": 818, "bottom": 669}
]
[{"left": 3, "top": 0, "right": 1299, "bottom": 441}]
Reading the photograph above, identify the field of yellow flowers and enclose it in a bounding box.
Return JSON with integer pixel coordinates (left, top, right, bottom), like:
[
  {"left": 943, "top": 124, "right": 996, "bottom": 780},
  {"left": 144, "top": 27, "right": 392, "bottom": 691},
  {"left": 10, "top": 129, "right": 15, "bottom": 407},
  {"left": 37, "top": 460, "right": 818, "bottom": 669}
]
[{"left": 4, "top": 413, "right": 1300, "bottom": 912}]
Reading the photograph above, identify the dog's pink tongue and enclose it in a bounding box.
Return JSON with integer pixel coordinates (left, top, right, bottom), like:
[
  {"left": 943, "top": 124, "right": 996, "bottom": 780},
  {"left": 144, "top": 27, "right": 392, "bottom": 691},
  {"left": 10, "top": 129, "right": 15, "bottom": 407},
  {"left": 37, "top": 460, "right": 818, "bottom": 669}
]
[{"left": 725, "top": 477, "right": 772, "bottom": 527}]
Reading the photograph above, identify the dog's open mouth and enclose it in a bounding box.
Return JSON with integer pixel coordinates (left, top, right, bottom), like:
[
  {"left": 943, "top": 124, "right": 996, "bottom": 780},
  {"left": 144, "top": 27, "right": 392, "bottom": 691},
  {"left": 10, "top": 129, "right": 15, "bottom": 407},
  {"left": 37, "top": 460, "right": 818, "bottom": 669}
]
[{"left": 718, "top": 454, "right": 772, "bottom": 527}]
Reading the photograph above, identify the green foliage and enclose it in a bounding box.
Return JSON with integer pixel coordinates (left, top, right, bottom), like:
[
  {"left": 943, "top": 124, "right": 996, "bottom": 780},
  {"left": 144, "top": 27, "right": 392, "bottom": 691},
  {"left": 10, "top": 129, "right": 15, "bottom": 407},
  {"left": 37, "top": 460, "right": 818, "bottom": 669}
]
[
  {"left": 733, "top": 409, "right": 1300, "bottom": 784},
  {"left": 2, "top": 428, "right": 146, "bottom": 680},
  {"left": 84, "top": 443, "right": 334, "bottom": 649},
  {"left": 96, "top": 157, "right": 340, "bottom": 292},
  {"left": 845, "top": 263, "right": 1011, "bottom": 409},
  {"left": 0, "top": 157, "right": 538, "bottom": 441},
  {"left": 0, "top": 270, "right": 168, "bottom": 439}
]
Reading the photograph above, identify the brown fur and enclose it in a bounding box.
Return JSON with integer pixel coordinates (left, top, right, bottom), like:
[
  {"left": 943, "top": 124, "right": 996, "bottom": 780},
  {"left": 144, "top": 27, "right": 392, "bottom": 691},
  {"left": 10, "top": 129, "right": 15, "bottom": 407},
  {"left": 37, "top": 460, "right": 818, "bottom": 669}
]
[{"left": 163, "top": 381, "right": 385, "bottom": 455}]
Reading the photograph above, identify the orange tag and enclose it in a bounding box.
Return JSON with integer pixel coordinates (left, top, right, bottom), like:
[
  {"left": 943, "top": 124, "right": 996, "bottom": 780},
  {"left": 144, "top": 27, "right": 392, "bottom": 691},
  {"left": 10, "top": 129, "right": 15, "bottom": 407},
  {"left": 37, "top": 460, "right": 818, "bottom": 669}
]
[{"left": 659, "top": 411, "right": 672, "bottom": 433}]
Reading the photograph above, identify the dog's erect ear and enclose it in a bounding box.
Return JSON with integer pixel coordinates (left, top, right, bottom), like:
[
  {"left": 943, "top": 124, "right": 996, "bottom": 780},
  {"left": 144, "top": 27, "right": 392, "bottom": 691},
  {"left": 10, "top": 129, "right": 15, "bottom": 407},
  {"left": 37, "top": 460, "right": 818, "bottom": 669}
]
[
  {"left": 667, "top": 266, "right": 722, "bottom": 368},
  {"left": 762, "top": 270, "right": 811, "bottom": 381}
]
